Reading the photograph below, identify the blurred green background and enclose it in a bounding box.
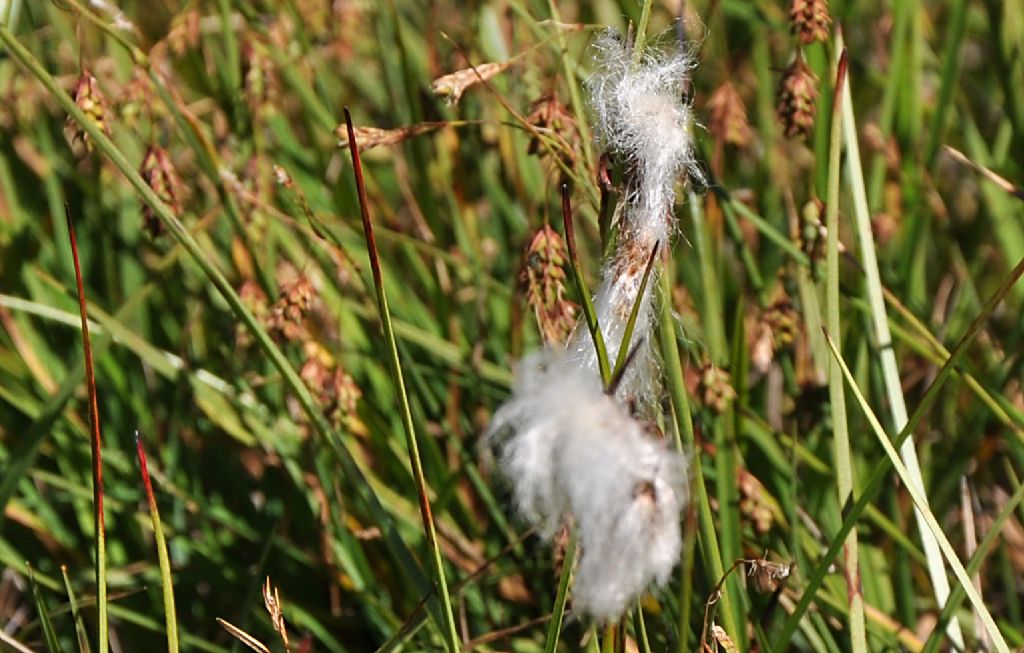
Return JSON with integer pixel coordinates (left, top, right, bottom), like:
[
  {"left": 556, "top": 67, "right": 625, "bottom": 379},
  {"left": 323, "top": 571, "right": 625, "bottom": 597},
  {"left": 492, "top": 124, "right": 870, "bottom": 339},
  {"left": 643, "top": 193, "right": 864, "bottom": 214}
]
[{"left": 0, "top": 0, "right": 1022, "bottom": 651}]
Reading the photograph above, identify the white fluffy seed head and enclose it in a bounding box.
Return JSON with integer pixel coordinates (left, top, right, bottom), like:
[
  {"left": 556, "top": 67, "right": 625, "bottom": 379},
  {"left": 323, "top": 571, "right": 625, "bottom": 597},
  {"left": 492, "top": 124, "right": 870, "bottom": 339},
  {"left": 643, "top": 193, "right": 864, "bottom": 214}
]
[
  {"left": 556, "top": 407, "right": 687, "bottom": 621},
  {"left": 484, "top": 27, "right": 700, "bottom": 624},
  {"left": 483, "top": 351, "right": 600, "bottom": 535},
  {"left": 483, "top": 348, "right": 688, "bottom": 621},
  {"left": 586, "top": 29, "right": 701, "bottom": 244},
  {"left": 570, "top": 29, "right": 700, "bottom": 411}
]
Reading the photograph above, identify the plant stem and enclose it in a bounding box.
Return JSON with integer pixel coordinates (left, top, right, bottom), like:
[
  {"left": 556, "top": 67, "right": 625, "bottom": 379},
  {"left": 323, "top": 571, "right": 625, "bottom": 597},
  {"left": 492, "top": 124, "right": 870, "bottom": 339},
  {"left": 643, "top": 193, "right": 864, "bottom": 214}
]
[
  {"left": 547, "top": 0, "right": 593, "bottom": 172},
  {"left": 344, "top": 109, "right": 461, "bottom": 653},
  {"left": 135, "top": 434, "right": 180, "bottom": 653},
  {"left": 824, "top": 50, "right": 867, "bottom": 653},
  {"left": 658, "top": 265, "right": 738, "bottom": 645},
  {"left": 0, "top": 24, "right": 445, "bottom": 641},
  {"left": 824, "top": 333, "right": 1010, "bottom": 653},
  {"left": 632, "top": 0, "right": 655, "bottom": 65},
  {"left": 773, "top": 250, "right": 1024, "bottom": 650},
  {"left": 837, "top": 32, "right": 964, "bottom": 647},
  {"left": 66, "top": 210, "right": 107, "bottom": 653},
  {"left": 543, "top": 530, "right": 578, "bottom": 653}
]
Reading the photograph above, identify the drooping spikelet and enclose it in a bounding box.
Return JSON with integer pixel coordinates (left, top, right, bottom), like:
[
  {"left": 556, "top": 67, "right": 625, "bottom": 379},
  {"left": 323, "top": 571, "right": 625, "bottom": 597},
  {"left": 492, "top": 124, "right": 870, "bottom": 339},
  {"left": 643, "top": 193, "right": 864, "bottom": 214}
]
[
  {"left": 66, "top": 71, "right": 110, "bottom": 155},
  {"left": 776, "top": 51, "right": 819, "bottom": 139},
  {"left": 520, "top": 225, "right": 577, "bottom": 345},
  {"left": 789, "top": 0, "right": 832, "bottom": 45},
  {"left": 707, "top": 81, "right": 752, "bottom": 149},
  {"left": 139, "top": 145, "right": 183, "bottom": 238}
]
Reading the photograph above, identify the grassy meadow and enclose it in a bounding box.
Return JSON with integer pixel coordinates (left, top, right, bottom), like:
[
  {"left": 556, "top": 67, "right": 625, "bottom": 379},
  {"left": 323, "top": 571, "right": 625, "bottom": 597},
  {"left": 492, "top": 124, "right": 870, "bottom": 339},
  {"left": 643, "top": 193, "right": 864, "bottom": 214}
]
[{"left": 0, "top": 0, "right": 1023, "bottom": 651}]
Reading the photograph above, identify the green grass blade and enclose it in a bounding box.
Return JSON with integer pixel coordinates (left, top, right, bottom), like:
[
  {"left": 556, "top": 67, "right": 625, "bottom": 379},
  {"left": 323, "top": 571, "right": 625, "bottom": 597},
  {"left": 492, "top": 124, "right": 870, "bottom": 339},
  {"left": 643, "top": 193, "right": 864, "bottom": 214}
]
[
  {"left": 0, "top": 23, "right": 439, "bottom": 634},
  {"left": 343, "top": 108, "right": 461, "bottom": 653},
  {"left": 822, "top": 331, "right": 1010, "bottom": 653},
  {"left": 27, "top": 564, "right": 64, "bottom": 653},
  {"left": 921, "top": 475, "right": 1024, "bottom": 653},
  {"left": 546, "top": 0, "right": 593, "bottom": 172},
  {"left": 542, "top": 530, "right": 578, "bottom": 653},
  {"left": 0, "top": 310, "right": 120, "bottom": 529},
  {"left": 657, "top": 258, "right": 737, "bottom": 644},
  {"left": 837, "top": 34, "right": 964, "bottom": 646},
  {"left": 923, "top": 0, "right": 968, "bottom": 165},
  {"left": 690, "top": 189, "right": 746, "bottom": 646},
  {"left": 822, "top": 49, "right": 866, "bottom": 653},
  {"left": 774, "top": 251, "right": 1024, "bottom": 650},
  {"left": 561, "top": 184, "right": 612, "bottom": 384},
  {"left": 611, "top": 241, "right": 658, "bottom": 382},
  {"left": 634, "top": 600, "right": 652, "bottom": 653},
  {"left": 134, "top": 434, "right": 180, "bottom": 653},
  {"left": 631, "top": 0, "right": 655, "bottom": 65},
  {"left": 61, "top": 566, "right": 92, "bottom": 653}
]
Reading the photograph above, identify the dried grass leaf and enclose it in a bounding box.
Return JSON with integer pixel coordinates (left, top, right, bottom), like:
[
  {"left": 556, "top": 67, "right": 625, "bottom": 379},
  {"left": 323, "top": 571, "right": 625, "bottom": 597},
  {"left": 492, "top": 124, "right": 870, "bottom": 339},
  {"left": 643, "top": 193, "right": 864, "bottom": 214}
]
[
  {"left": 216, "top": 618, "right": 272, "bottom": 653},
  {"left": 335, "top": 122, "right": 446, "bottom": 151},
  {"left": 430, "top": 61, "right": 511, "bottom": 106}
]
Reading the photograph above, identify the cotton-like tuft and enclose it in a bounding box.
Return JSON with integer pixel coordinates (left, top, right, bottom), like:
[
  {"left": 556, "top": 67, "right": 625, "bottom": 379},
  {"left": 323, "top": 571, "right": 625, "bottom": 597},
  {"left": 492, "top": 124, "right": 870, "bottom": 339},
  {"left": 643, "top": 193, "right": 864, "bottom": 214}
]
[
  {"left": 571, "top": 31, "right": 700, "bottom": 409},
  {"left": 586, "top": 29, "right": 701, "bottom": 235},
  {"left": 567, "top": 270, "right": 659, "bottom": 408},
  {"left": 484, "top": 351, "right": 598, "bottom": 535},
  {"left": 556, "top": 397, "right": 687, "bottom": 621},
  {"left": 484, "top": 349, "right": 687, "bottom": 621},
  {"left": 484, "top": 27, "right": 699, "bottom": 624}
]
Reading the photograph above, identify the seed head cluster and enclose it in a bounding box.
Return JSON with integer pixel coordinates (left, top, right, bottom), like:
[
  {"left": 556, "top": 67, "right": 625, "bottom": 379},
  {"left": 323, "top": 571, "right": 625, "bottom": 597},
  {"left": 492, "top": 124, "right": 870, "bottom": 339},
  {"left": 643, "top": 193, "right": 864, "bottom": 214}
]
[
  {"left": 485, "top": 352, "right": 687, "bottom": 621},
  {"left": 776, "top": 52, "right": 820, "bottom": 139},
  {"left": 485, "top": 31, "right": 697, "bottom": 622},
  {"left": 520, "top": 225, "right": 577, "bottom": 346},
  {"left": 569, "top": 31, "right": 701, "bottom": 408},
  {"left": 789, "top": 0, "right": 832, "bottom": 44}
]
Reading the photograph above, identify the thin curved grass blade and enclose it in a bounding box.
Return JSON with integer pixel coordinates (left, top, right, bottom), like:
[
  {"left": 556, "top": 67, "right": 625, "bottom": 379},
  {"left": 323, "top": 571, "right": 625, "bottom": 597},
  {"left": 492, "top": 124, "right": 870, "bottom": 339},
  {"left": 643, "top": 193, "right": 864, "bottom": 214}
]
[
  {"left": 135, "top": 433, "right": 179, "bottom": 653},
  {"left": 61, "top": 566, "right": 92, "bottom": 653},
  {"left": 66, "top": 207, "right": 107, "bottom": 653},
  {"left": 28, "top": 564, "right": 64, "bottom": 653},
  {"left": 343, "top": 107, "right": 461, "bottom": 653},
  {"left": 542, "top": 530, "right": 578, "bottom": 653},
  {"left": 610, "top": 241, "right": 659, "bottom": 384},
  {"left": 561, "top": 183, "right": 611, "bottom": 384},
  {"left": 773, "top": 250, "right": 1024, "bottom": 650},
  {"left": 823, "top": 331, "right": 1010, "bottom": 653}
]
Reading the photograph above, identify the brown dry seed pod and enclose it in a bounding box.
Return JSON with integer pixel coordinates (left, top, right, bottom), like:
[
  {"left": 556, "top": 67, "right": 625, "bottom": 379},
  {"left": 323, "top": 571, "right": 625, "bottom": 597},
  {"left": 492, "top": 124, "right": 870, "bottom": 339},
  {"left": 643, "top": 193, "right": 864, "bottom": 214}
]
[
  {"left": 776, "top": 52, "right": 819, "bottom": 139},
  {"left": 790, "top": 0, "right": 832, "bottom": 45}
]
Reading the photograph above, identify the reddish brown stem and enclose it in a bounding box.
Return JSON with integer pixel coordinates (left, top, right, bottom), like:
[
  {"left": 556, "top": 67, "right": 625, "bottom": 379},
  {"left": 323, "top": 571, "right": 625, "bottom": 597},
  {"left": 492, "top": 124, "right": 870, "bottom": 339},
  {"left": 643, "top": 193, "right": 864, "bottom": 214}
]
[
  {"left": 66, "top": 206, "right": 105, "bottom": 538},
  {"left": 134, "top": 432, "right": 156, "bottom": 509},
  {"left": 560, "top": 184, "right": 578, "bottom": 263},
  {"left": 66, "top": 205, "right": 107, "bottom": 651},
  {"left": 832, "top": 49, "right": 848, "bottom": 113},
  {"left": 343, "top": 108, "right": 385, "bottom": 294}
]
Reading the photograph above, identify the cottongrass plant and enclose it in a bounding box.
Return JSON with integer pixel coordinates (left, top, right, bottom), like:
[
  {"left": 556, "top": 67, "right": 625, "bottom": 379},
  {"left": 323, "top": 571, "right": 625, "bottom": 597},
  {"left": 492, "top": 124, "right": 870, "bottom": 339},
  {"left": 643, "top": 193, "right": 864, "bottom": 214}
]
[
  {"left": 569, "top": 30, "right": 701, "bottom": 409},
  {"left": 486, "top": 351, "right": 687, "bottom": 622},
  {"left": 486, "top": 30, "right": 699, "bottom": 622}
]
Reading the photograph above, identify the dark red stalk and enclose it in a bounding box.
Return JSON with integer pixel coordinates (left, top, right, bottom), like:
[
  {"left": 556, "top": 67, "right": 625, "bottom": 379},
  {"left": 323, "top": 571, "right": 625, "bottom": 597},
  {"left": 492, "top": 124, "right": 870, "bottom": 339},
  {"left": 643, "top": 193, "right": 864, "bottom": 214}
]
[
  {"left": 343, "top": 109, "right": 384, "bottom": 294},
  {"left": 66, "top": 205, "right": 107, "bottom": 651},
  {"left": 833, "top": 49, "right": 848, "bottom": 115},
  {"left": 134, "top": 432, "right": 155, "bottom": 508},
  {"left": 66, "top": 206, "right": 105, "bottom": 549}
]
